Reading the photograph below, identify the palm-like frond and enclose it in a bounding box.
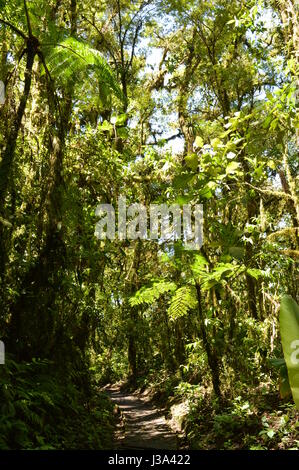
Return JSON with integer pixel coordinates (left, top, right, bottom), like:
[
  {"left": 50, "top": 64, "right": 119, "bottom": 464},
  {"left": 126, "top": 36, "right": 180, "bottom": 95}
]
[
  {"left": 46, "top": 37, "right": 123, "bottom": 101},
  {"left": 168, "top": 286, "right": 197, "bottom": 320},
  {"left": 129, "top": 281, "right": 177, "bottom": 307}
]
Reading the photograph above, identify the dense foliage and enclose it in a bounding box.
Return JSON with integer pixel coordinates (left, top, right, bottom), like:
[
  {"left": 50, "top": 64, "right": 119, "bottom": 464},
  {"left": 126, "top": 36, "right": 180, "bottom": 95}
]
[{"left": 0, "top": 0, "right": 298, "bottom": 450}]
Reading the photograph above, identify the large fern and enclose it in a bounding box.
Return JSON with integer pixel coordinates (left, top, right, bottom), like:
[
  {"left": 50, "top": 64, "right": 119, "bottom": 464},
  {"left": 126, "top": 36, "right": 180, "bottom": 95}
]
[
  {"left": 45, "top": 37, "right": 123, "bottom": 101},
  {"left": 168, "top": 285, "right": 197, "bottom": 320},
  {"left": 129, "top": 281, "right": 177, "bottom": 307}
]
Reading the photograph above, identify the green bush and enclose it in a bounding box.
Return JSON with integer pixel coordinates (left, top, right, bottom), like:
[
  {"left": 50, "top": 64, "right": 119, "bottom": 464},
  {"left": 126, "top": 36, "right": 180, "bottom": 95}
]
[{"left": 0, "top": 357, "right": 114, "bottom": 449}]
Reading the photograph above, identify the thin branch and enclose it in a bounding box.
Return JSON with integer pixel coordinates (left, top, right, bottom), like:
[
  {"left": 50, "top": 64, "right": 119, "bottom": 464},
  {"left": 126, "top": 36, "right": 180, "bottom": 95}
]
[
  {"left": 244, "top": 182, "right": 294, "bottom": 200},
  {"left": 122, "top": 1, "right": 154, "bottom": 46},
  {"left": 127, "top": 20, "right": 142, "bottom": 70},
  {"left": 116, "top": 0, "right": 123, "bottom": 48},
  {"left": 5, "top": 47, "right": 26, "bottom": 85},
  {"left": 145, "top": 131, "right": 182, "bottom": 146},
  {"left": 37, "top": 50, "right": 53, "bottom": 83},
  {"left": 0, "top": 18, "right": 27, "bottom": 40},
  {"left": 81, "top": 15, "right": 117, "bottom": 63}
]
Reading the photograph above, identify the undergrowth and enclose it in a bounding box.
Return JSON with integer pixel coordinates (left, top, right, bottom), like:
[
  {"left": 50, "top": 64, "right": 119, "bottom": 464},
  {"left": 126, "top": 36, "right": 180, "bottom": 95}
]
[
  {"left": 133, "top": 368, "right": 299, "bottom": 450},
  {"left": 0, "top": 356, "right": 115, "bottom": 449}
]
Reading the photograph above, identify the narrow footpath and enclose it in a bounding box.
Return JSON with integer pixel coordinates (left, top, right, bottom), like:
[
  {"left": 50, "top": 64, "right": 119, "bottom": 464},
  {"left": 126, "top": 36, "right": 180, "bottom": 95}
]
[{"left": 105, "top": 386, "right": 178, "bottom": 450}]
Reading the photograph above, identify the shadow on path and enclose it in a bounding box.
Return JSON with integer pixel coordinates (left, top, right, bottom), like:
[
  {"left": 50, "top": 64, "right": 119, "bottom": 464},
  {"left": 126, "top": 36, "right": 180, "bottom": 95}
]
[{"left": 105, "top": 386, "right": 178, "bottom": 450}]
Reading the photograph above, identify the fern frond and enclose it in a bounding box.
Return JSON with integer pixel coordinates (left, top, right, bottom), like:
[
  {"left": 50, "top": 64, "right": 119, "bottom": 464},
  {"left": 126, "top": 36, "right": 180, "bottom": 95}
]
[
  {"left": 191, "top": 254, "right": 208, "bottom": 278},
  {"left": 168, "top": 285, "right": 197, "bottom": 320},
  {"left": 46, "top": 37, "right": 123, "bottom": 101},
  {"left": 129, "top": 281, "right": 177, "bottom": 307}
]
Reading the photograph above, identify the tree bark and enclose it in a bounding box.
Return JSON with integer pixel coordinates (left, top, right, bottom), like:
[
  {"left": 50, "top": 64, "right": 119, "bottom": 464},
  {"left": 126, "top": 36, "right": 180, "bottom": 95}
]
[
  {"left": 0, "top": 41, "right": 37, "bottom": 278},
  {"left": 195, "top": 282, "right": 222, "bottom": 399}
]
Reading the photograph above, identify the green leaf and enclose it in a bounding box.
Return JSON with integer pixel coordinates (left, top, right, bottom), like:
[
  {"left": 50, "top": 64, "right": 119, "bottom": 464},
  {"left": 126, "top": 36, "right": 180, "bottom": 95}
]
[
  {"left": 114, "top": 114, "right": 127, "bottom": 126},
  {"left": 185, "top": 154, "right": 198, "bottom": 171},
  {"left": 279, "top": 363, "right": 292, "bottom": 399},
  {"left": 269, "top": 358, "right": 286, "bottom": 369},
  {"left": 194, "top": 136, "right": 204, "bottom": 148},
  {"left": 173, "top": 173, "right": 194, "bottom": 189},
  {"left": 116, "top": 127, "right": 129, "bottom": 138},
  {"left": 279, "top": 296, "right": 299, "bottom": 409},
  {"left": 98, "top": 120, "right": 113, "bottom": 132},
  {"left": 228, "top": 246, "right": 245, "bottom": 260},
  {"left": 269, "top": 358, "right": 292, "bottom": 398},
  {"left": 247, "top": 268, "right": 265, "bottom": 280},
  {"left": 268, "top": 160, "right": 276, "bottom": 170},
  {"left": 226, "top": 161, "right": 241, "bottom": 175},
  {"left": 191, "top": 254, "right": 208, "bottom": 277}
]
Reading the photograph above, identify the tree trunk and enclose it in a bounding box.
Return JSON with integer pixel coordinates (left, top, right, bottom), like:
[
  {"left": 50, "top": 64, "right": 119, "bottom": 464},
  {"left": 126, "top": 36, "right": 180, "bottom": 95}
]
[
  {"left": 195, "top": 282, "right": 222, "bottom": 399},
  {"left": 0, "top": 42, "right": 37, "bottom": 278}
]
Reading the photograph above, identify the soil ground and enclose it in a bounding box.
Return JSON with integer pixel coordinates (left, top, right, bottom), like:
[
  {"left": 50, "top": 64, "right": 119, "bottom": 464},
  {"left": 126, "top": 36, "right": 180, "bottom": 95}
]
[{"left": 105, "top": 385, "right": 178, "bottom": 450}]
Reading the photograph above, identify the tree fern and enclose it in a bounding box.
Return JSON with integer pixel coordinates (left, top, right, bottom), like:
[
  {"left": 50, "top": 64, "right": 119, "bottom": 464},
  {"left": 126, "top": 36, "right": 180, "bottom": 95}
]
[
  {"left": 129, "top": 281, "right": 177, "bottom": 307},
  {"left": 168, "top": 285, "right": 197, "bottom": 320},
  {"left": 46, "top": 37, "right": 123, "bottom": 101},
  {"left": 193, "top": 261, "right": 245, "bottom": 291}
]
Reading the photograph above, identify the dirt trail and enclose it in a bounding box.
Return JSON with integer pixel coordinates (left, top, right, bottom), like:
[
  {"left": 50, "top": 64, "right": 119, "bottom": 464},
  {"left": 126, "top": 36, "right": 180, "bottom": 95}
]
[{"left": 105, "top": 386, "right": 178, "bottom": 450}]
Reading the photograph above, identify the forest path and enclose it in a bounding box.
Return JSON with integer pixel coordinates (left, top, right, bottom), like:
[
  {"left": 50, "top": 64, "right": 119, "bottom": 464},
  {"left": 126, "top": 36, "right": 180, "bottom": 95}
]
[{"left": 104, "top": 385, "right": 178, "bottom": 450}]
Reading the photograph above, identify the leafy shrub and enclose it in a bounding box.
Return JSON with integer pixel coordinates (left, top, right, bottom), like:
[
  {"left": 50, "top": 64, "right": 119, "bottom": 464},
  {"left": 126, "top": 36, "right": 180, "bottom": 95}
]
[{"left": 0, "top": 357, "right": 114, "bottom": 449}]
